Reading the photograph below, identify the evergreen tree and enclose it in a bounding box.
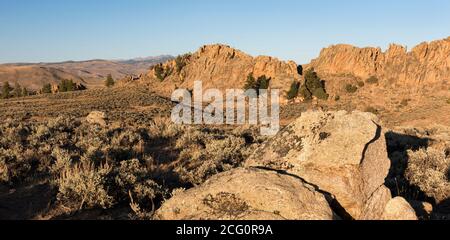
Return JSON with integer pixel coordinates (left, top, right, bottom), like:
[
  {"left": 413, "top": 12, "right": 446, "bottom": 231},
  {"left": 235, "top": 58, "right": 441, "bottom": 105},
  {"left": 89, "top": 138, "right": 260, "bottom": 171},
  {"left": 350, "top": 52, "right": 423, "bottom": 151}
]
[
  {"left": 257, "top": 75, "right": 270, "bottom": 90},
  {"left": 299, "top": 84, "right": 312, "bottom": 100},
  {"left": 1, "top": 82, "right": 12, "bottom": 99},
  {"left": 105, "top": 74, "right": 115, "bottom": 87},
  {"left": 154, "top": 64, "right": 165, "bottom": 81},
  {"left": 303, "top": 68, "right": 329, "bottom": 100},
  {"left": 42, "top": 83, "right": 52, "bottom": 94},
  {"left": 287, "top": 81, "right": 300, "bottom": 100},
  {"left": 22, "top": 87, "right": 29, "bottom": 96},
  {"left": 13, "top": 82, "right": 22, "bottom": 98},
  {"left": 66, "top": 79, "right": 74, "bottom": 91},
  {"left": 244, "top": 73, "right": 257, "bottom": 91}
]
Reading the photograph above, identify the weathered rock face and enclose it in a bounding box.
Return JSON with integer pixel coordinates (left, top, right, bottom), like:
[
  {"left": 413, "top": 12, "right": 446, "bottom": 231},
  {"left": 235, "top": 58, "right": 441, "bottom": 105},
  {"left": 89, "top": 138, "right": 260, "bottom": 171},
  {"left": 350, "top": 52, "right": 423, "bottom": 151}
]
[
  {"left": 155, "top": 168, "right": 335, "bottom": 220},
  {"left": 309, "top": 37, "right": 450, "bottom": 90},
  {"left": 245, "top": 110, "right": 391, "bottom": 219},
  {"left": 127, "top": 44, "right": 301, "bottom": 98}
]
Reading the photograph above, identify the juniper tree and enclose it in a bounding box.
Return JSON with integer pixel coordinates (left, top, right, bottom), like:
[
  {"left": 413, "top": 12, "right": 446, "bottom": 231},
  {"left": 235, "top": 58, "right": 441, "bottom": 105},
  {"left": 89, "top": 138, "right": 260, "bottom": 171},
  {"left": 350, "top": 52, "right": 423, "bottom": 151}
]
[
  {"left": 287, "top": 81, "right": 300, "bottom": 100},
  {"left": 105, "top": 74, "right": 115, "bottom": 87},
  {"left": 1, "top": 82, "right": 12, "bottom": 99},
  {"left": 42, "top": 83, "right": 52, "bottom": 94},
  {"left": 13, "top": 82, "right": 22, "bottom": 98}
]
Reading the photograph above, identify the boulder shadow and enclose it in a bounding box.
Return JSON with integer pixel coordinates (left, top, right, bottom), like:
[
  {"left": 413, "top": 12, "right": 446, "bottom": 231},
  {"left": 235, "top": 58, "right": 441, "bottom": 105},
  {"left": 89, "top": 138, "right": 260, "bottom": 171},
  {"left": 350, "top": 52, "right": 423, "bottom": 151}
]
[{"left": 0, "top": 183, "right": 57, "bottom": 220}]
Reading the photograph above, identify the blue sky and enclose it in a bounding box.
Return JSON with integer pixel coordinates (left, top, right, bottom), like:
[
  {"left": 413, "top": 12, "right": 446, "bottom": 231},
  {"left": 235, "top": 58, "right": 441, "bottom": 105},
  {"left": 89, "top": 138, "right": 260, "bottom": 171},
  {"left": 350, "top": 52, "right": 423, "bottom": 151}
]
[{"left": 0, "top": 0, "right": 449, "bottom": 64}]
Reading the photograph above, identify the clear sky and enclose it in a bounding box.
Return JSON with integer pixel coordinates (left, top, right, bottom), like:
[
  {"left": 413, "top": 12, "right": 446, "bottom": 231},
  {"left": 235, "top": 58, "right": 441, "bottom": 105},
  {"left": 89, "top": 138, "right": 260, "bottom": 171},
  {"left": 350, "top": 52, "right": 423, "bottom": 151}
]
[{"left": 1, "top": 0, "right": 449, "bottom": 64}]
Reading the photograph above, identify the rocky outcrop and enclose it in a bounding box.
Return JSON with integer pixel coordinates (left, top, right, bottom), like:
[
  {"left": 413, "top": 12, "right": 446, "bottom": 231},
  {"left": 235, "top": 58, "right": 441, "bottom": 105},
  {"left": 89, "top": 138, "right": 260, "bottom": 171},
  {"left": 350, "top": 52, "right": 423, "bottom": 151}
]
[
  {"left": 155, "top": 168, "right": 335, "bottom": 220},
  {"left": 245, "top": 110, "right": 392, "bottom": 219},
  {"left": 309, "top": 37, "right": 450, "bottom": 90},
  {"left": 125, "top": 44, "right": 301, "bottom": 99}
]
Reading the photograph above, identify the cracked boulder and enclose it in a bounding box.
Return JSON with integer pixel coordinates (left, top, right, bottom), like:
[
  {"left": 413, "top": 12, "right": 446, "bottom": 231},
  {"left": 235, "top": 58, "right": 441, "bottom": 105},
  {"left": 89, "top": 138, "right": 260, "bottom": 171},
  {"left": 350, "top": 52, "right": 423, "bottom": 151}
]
[
  {"left": 245, "top": 111, "right": 391, "bottom": 219},
  {"left": 154, "top": 168, "right": 336, "bottom": 220}
]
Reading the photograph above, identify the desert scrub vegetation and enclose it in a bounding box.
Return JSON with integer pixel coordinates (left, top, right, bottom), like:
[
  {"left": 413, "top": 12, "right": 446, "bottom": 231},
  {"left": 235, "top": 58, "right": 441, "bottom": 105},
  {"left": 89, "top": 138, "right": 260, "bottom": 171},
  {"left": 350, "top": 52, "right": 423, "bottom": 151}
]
[
  {"left": 405, "top": 147, "right": 450, "bottom": 203},
  {"left": 174, "top": 125, "right": 265, "bottom": 186},
  {"left": 345, "top": 84, "right": 358, "bottom": 93},
  {"left": 0, "top": 112, "right": 264, "bottom": 219},
  {"left": 385, "top": 127, "right": 450, "bottom": 219},
  {"left": 365, "top": 106, "right": 379, "bottom": 115},
  {"left": 0, "top": 86, "right": 174, "bottom": 122},
  {"left": 366, "top": 76, "right": 379, "bottom": 85}
]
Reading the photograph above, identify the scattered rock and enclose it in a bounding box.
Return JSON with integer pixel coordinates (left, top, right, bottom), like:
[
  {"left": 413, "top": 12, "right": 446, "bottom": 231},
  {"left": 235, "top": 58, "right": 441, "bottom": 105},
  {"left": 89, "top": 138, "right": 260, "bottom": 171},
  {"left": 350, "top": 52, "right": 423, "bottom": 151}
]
[
  {"left": 381, "top": 197, "right": 418, "bottom": 220},
  {"left": 245, "top": 110, "right": 391, "bottom": 219},
  {"left": 155, "top": 168, "right": 335, "bottom": 220},
  {"left": 86, "top": 111, "right": 107, "bottom": 126}
]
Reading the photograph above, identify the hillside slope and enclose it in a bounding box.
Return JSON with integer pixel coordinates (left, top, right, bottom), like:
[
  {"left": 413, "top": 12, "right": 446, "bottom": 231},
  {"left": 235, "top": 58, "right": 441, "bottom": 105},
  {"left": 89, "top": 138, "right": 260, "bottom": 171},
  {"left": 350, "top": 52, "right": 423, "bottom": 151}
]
[{"left": 0, "top": 56, "right": 173, "bottom": 91}]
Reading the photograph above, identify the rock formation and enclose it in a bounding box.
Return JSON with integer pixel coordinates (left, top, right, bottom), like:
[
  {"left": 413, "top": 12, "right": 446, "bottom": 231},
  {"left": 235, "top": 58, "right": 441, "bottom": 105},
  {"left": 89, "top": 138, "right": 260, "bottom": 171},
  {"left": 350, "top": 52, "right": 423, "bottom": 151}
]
[
  {"left": 308, "top": 37, "right": 450, "bottom": 92},
  {"left": 155, "top": 168, "right": 335, "bottom": 220},
  {"left": 124, "top": 44, "right": 301, "bottom": 99},
  {"left": 245, "top": 110, "right": 392, "bottom": 219}
]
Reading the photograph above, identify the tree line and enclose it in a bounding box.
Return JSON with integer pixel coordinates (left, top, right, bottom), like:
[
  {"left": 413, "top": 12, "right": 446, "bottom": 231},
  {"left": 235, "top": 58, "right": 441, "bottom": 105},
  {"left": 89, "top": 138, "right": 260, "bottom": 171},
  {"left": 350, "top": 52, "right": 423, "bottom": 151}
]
[{"left": 1, "top": 82, "right": 33, "bottom": 99}]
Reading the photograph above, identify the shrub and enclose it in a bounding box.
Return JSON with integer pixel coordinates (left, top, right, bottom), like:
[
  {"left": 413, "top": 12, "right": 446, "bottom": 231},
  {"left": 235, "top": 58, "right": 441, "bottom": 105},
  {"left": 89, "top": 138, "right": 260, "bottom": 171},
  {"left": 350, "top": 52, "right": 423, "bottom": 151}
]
[
  {"left": 42, "top": 83, "right": 52, "bottom": 94},
  {"left": 50, "top": 147, "right": 72, "bottom": 175},
  {"left": 400, "top": 99, "right": 409, "bottom": 107},
  {"left": 13, "top": 82, "right": 23, "bottom": 98},
  {"left": 57, "top": 161, "right": 114, "bottom": 210},
  {"left": 175, "top": 54, "right": 190, "bottom": 72},
  {"left": 357, "top": 81, "right": 365, "bottom": 87},
  {"left": 446, "top": 98, "right": 450, "bottom": 104},
  {"left": 303, "top": 68, "right": 328, "bottom": 100},
  {"left": 365, "top": 106, "right": 379, "bottom": 115},
  {"left": 243, "top": 74, "right": 271, "bottom": 95},
  {"left": 366, "top": 76, "right": 379, "bottom": 84},
  {"left": 59, "top": 79, "right": 76, "bottom": 92},
  {"left": 114, "top": 159, "right": 163, "bottom": 213},
  {"left": 22, "top": 87, "right": 29, "bottom": 96},
  {"left": 405, "top": 147, "right": 450, "bottom": 203},
  {"left": 1, "top": 82, "right": 12, "bottom": 99},
  {"left": 257, "top": 75, "right": 270, "bottom": 91},
  {"left": 174, "top": 128, "right": 249, "bottom": 185},
  {"left": 299, "top": 84, "right": 312, "bottom": 100},
  {"left": 105, "top": 74, "right": 115, "bottom": 87},
  {"left": 154, "top": 64, "right": 172, "bottom": 81},
  {"left": 287, "top": 81, "right": 300, "bottom": 100},
  {"left": 335, "top": 95, "right": 340, "bottom": 101},
  {"left": 243, "top": 73, "right": 257, "bottom": 91},
  {"left": 345, "top": 84, "right": 358, "bottom": 93},
  {"left": 312, "top": 87, "right": 329, "bottom": 100}
]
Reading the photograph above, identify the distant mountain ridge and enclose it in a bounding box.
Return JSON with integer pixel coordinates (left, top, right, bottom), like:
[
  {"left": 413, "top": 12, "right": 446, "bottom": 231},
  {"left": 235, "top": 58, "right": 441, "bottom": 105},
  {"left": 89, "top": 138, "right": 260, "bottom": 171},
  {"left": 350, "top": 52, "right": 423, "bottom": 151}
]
[{"left": 0, "top": 55, "right": 174, "bottom": 90}]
